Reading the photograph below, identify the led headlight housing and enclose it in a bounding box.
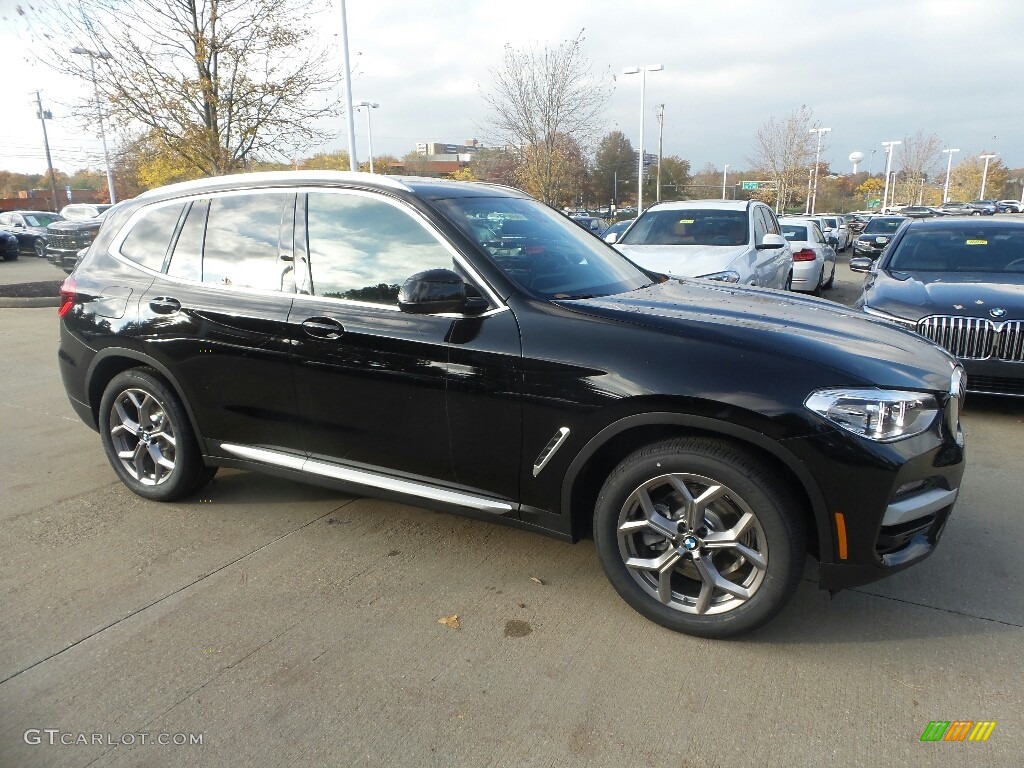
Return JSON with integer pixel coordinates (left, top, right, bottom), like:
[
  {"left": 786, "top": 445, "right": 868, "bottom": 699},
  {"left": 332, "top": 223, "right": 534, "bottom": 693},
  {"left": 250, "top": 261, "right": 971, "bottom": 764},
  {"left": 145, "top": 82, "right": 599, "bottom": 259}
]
[
  {"left": 698, "top": 270, "right": 741, "bottom": 283},
  {"left": 804, "top": 388, "right": 939, "bottom": 442}
]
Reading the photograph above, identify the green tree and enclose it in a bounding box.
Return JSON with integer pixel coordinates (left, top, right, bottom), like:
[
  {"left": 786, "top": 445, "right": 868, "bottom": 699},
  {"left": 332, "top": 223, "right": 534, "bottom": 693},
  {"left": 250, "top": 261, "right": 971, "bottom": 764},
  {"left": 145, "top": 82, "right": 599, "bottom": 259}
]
[
  {"left": 657, "top": 155, "right": 691, "bottom": 202},
  {"left": 591, "top": 131, "right": 636, "bottom": 208}
]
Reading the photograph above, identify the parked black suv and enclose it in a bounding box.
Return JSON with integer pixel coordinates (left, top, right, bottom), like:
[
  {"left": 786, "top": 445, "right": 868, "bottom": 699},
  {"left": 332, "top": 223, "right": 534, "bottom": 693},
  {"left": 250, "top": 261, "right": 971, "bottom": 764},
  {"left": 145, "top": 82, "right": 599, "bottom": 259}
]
[
  {"left": 45, "top": 203, "right": 112, "bottom": 273},
  {"left": 57, "top": 171, "right": 966, "bottom": 638}
]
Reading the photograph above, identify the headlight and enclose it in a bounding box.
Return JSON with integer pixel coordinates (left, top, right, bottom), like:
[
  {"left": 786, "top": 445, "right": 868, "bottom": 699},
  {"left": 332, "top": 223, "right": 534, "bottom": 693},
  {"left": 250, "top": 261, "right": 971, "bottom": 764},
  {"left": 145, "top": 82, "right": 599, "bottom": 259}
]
[
  {"left": 805, "top": 388, "right": 939, "bottom": 441},
  {"left": 697, "top": 270, "right": 741, "bottom": 283},
  {"left": 862, "top": 305, "right": 918, "bottom": 329}
]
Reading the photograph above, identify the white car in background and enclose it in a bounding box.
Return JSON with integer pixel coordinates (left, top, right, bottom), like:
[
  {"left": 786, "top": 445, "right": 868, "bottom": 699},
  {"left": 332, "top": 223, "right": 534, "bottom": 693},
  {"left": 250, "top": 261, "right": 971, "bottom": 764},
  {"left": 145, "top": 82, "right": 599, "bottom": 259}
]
[
  {"left": 777, "top": 217, "right": 837, "bottom": 294},
  {"left": 817, "top": 214, "right": 851, "bottom": 251},
  {"left": 611, "top": 199, "right": 793, "bottom": 289}
]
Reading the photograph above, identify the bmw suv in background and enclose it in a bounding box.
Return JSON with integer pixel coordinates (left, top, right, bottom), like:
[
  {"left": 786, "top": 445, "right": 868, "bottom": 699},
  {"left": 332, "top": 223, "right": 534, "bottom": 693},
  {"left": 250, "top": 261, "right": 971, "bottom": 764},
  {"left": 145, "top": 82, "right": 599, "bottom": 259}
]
[
  {"left": 852, "top": 215, "right": 907, "bottom": 262},
  {"left": 57, "top": 171, "right": 965, "bottom": 638},
  {"left": 612, "top": 199, "right": 793, "bottom": 289}
]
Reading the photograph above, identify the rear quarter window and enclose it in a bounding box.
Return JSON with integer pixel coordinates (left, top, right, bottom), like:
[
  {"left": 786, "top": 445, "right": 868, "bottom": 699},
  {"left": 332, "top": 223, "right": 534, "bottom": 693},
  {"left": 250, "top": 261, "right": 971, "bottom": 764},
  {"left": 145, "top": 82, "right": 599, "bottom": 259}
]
[{"left": 119, "top": 204, "right": 186, "bottom": 271}]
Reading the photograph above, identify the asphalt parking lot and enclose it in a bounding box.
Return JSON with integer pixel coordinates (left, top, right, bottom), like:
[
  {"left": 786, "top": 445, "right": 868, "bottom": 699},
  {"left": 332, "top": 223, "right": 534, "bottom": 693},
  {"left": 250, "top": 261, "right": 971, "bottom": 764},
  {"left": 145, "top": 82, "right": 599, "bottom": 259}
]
[{"left": 1, "top": 254, "right": 1021, "bottom": 767}]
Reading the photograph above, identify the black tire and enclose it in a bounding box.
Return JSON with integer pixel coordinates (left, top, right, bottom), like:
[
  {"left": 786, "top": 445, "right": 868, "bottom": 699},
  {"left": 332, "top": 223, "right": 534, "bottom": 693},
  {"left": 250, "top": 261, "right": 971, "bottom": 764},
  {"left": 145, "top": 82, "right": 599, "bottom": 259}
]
[
  {"left": 783, "top": 271, "right": 793, "bottom": 292},
  {"left": 593, "top": 437, "right": 805, "bottom": 638},
  {"left": 34, "top": 238, "right": 46, "bottom": 258},
  {"left": 2, "top": 251, "right": 17, "bottom": 262},
  {"left": 98, "top": 368, "right": 215, "bottom": 501},
  {"left": 810, "top": 266, "right": 823, "bottom": 296},
  {"left": 822, "top": 261, "right": 836, "bottom": 289}
]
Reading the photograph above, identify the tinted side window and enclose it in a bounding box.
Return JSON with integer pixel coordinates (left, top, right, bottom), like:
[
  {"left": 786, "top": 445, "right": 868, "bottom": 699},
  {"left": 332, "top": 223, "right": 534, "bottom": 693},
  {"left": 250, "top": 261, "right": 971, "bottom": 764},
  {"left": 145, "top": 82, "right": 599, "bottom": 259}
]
[
  {"left": 120, "top": 204, "right": 185, "bottom": 271},
  {"left": 203, "top": 193, "right": 292, "bottom": 290},
  {"left": 306, "top": 192, "right": 454, "bottom": 305},
  {"left": 167, "top": 201, "right": 207, "bottom": 281}
]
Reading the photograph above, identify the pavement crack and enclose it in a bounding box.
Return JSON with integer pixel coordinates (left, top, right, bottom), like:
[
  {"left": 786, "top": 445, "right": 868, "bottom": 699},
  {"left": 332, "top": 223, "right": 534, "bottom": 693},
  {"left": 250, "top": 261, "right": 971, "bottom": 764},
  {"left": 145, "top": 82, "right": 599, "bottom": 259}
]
[
  {"left": 0, "top": 500, "right": 355, "bottom": 687},
  {"left": 847, "top": 587, "right": 1024, "bottom": 629}
]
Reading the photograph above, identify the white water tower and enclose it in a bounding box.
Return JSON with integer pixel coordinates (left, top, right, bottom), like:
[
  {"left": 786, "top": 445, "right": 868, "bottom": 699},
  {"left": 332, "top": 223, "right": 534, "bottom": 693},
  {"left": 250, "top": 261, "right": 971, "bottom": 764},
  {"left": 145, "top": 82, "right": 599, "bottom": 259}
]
[{"left": 849, "top": 151, "right": 865, "bottom": 174}]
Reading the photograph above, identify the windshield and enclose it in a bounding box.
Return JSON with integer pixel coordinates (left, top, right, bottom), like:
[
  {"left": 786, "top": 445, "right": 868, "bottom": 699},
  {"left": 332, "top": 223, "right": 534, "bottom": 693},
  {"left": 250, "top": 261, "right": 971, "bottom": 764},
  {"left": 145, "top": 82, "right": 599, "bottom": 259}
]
[
  {"left": 433, "top": 196, "right": 651, "bottom": 299},
  {"left": 864, "top": 217, "right": 905, "bottom": 234},
  {"left": 887, "top": 228, "right": 1024, "bottom": 273},
  {"left": 780, "top": 225, "right": 809, "bottom": 241},
  {"left": 620, "top": 209, "right": 749, "bottom": 246},
  {"left": 23, "top": 213, "right": 63, "bottom": 227}
]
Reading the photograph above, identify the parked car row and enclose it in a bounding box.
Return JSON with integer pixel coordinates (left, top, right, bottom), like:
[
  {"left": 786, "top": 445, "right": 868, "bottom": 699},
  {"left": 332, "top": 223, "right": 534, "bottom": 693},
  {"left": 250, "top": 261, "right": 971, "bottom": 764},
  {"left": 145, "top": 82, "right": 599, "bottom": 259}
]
[
  {"left": 0, "top": 204, "right": 112, "bottom": 273},
  {"left": 57, "top": 170, "right": 966, "bottom": 638}
]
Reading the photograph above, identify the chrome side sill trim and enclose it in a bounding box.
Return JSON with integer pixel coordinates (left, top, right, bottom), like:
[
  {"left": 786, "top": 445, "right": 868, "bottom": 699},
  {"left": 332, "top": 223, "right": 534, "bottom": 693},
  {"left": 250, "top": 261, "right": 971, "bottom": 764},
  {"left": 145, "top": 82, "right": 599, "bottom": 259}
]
[
  {"left": 532, "top": 427, "right": 570, "bottom": 477},
  {"left": 881, "top": 487, "right": 958, "bottom": 527},
  {"left": 221, "top": 443, "right": 513, "bottom": 514}
]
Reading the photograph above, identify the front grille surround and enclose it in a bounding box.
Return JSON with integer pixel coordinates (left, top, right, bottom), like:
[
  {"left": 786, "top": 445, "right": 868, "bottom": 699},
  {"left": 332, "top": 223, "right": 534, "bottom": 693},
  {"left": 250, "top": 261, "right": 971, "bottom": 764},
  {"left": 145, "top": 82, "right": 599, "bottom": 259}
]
[{"left": 917, "top": 315, "right": 1023, "bottom": 362}]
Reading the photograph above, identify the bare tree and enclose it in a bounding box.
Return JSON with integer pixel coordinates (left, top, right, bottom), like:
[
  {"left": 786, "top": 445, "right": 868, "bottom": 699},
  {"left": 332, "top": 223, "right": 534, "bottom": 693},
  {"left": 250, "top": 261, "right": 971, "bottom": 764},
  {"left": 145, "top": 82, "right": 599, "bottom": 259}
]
[
  {"left": 748, "top": 105, "right": 819, "bottom": 211},
  {"left": 28, "top": 0, "right": 340, "bottom": 181},
  {"left": 481, "top": 30, "right": 612, "bottom": 205},
  {"left": 894, "top": 130, "right": 944, "bottom": 205}
]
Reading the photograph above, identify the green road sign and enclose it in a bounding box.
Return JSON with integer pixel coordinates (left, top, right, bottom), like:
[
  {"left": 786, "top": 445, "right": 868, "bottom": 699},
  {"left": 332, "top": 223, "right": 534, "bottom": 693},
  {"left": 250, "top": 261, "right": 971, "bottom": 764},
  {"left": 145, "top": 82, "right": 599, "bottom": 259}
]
[
  {"left": 867, "top": 198, "right": 881, "bottom": 208},
  {"left": 741, "top": 181, "right": 759, "bottom": 190}
]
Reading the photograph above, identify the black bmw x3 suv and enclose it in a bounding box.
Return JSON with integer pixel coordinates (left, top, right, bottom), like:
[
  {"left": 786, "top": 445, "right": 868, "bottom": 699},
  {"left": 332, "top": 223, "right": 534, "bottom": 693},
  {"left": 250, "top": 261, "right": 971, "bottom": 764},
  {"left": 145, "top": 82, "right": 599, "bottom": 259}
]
[{"left": 58, "top": 171, "right": 966, "bottom": 637}]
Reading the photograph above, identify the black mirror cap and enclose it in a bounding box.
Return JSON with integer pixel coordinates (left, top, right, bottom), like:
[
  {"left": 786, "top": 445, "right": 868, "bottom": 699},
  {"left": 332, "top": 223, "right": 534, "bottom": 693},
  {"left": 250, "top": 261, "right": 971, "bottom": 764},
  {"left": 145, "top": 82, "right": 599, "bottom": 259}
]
[
  {"left": 398, "top": 268, "right": 472, "bottom": 315},
  {"left": 849, "top": 257, "right": 874, "bottom": 273},
  {"left": 827, "top": 236, "right": 839, "bottom": 246}
]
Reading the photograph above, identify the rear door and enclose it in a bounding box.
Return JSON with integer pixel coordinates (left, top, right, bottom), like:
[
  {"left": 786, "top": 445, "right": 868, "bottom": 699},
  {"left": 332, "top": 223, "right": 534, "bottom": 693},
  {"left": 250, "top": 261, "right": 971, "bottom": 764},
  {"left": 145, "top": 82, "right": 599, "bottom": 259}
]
[{"left": 135, "top": 191, "right": 301, "bottom": 455}]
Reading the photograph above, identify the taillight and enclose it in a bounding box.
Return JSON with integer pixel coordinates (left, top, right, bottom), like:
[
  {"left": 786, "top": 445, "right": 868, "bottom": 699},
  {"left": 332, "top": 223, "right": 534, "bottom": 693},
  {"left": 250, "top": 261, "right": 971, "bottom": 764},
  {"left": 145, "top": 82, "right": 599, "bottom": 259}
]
[
  {"left": 58, "top": 276, "right": 76, "bottom": 318},
  {"left": 792, "top": 248, "right": 817, "bottom": 262}
]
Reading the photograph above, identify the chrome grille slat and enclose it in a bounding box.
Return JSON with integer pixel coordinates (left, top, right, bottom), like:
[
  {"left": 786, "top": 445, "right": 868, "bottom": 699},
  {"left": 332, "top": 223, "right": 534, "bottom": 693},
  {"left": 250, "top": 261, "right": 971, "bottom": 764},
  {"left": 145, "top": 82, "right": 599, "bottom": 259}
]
[{"left": 917, "top": 316, "right": 1023, "bottom": 362}]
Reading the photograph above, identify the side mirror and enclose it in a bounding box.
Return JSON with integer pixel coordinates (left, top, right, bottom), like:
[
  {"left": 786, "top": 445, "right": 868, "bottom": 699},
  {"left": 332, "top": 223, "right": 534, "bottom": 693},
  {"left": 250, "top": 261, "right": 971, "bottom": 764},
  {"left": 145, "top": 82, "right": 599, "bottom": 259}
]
[
  {"left": 756, "top": 233, "right": 787, "bottom": 250},
  {"left": 849, "top": 256, "right": 875, "bottom": 273},
  {"left": 827, "top": 236, "right": 839, "bottom": 246},
  {"left": 604, "top": 232, "right": 620, "bottom": 244},
  {"left": 398, "top": 268, "right": 487, "bottom": 315}
]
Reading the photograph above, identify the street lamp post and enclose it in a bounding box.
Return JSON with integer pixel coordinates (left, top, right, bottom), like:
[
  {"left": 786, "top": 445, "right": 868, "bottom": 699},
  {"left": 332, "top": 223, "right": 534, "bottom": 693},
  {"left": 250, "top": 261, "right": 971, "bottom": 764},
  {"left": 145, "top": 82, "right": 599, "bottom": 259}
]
[
  {"left": 623, "top": 64, "right": 663, "bottom": 217},
  {"left": 881, "top": 140, "right": 901, "bottom": 211},
  {"left": 339, "top": 0, "right": 358, "bottom": 171},
  {"left": 808, "top": 127, "right": 831, "bottom": 215},
  {"left": 354, "top": 101, "right": 379, "bottom": 173},
  {"left": 941, "top": 148, "right": 960, "bottom": 203},
  {"left": 71, "top": 47, "right": 116, "bottom": 204},
  {"left": 979, "top": 153, "right": 997, "bottom": 200},
  {"left": 721, "top": 164, "right": 729, "bottom": 200}
]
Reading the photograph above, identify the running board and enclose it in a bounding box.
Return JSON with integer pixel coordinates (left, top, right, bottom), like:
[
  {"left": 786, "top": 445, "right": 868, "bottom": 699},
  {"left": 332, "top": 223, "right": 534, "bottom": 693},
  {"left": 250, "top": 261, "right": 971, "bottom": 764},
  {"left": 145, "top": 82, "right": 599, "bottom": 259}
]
[{"left": 220, "top": 443, "right": 514, "bottom": 514}]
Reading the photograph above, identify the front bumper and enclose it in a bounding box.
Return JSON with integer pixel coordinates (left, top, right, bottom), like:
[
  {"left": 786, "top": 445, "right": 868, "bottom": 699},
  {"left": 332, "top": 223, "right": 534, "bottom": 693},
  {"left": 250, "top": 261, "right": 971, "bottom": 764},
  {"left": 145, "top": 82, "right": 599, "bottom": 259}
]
[
  {"left": 46, "top": 247, "right": 82, "bottom": 273},
  {"left": 783, "top": 408, "right": 965, "bottom": 592}
]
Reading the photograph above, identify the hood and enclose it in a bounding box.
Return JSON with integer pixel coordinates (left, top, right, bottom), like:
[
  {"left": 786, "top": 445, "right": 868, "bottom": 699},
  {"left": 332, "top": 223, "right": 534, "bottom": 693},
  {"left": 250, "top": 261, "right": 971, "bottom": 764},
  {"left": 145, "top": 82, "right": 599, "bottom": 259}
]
[
  {"left": 614, "top": 243, "right": 749, "bottom": 278},
  {"left": 555, "top": 279, "right": 957, "bottom": 392},
  {"left": 48, "top": 219, "right": 103, "bottom": 233},
  {"left": 865, "top": 271, "right": 1024, "bottom": 322}
]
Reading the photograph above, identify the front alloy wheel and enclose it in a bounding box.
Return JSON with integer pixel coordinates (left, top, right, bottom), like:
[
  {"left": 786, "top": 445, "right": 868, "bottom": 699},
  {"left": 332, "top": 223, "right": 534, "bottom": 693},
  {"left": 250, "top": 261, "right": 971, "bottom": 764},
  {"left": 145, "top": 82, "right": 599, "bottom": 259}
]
[
  {"left": 617, "top": 473, "right": 769, "bottom": 616},
  {"left": 594, "top": 437, "right": 805, "bottom": 638}
]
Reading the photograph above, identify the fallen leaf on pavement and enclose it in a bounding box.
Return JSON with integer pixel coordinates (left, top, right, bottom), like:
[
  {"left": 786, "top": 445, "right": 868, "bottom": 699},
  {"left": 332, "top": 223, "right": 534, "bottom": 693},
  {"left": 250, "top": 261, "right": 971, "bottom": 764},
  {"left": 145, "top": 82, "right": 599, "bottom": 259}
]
[
  {"left": 530, "top": 576, "right": 544, "bottom": 585},
  {"left": 438, "top": 614, "right": 461, "bottom": 629}
]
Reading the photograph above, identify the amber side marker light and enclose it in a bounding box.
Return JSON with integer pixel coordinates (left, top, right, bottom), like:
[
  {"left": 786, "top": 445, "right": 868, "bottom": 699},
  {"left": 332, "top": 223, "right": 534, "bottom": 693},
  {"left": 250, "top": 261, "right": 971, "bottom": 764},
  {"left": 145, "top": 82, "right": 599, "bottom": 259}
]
[
  {"left": 834, "top": 512, "right": 848, "bottom": 560},
  {"left": 58, "top": 277, "right": 76, "bottom": 318}
]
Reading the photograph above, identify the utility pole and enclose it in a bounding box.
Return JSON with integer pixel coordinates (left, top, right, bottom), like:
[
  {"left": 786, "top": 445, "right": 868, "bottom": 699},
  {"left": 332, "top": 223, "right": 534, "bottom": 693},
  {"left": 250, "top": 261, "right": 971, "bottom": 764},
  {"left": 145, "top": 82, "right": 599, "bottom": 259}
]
[
  {"left": 655, "top": 104, "right": 664, "bottom": 203},
  {"left": 34, "top": 91, "right": 59, "bottom": 213},
  {"left": 71, "top": 47, "right": 116, "bottom": 203},
  {"left": 339, "top": 0, "right": 358, "bottom": 170}
]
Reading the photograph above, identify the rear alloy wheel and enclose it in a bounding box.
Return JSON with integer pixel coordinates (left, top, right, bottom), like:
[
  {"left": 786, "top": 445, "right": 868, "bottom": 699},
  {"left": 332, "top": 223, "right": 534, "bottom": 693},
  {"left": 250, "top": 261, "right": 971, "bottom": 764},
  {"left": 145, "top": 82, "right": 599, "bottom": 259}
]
[
  {"left": 594, "top": 438, "right": 805, "bottom": 638},
  {"left": 34, "top": 238, "right": 46, "bottom": 258},
  {"left": 99, "top": 368, "right": 215, "bottom": 501}
]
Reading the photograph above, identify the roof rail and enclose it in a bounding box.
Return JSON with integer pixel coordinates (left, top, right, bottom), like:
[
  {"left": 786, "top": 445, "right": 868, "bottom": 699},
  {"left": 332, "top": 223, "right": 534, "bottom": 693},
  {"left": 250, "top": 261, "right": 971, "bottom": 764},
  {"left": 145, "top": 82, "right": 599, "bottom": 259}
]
[{"left": 136, "top": 170, "right": 412, "bottom": 199}]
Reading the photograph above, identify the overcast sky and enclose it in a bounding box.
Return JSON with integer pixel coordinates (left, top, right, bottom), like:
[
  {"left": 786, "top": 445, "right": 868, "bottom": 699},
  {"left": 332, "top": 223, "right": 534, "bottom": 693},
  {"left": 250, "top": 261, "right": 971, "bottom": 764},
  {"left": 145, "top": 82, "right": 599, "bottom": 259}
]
[{"left": 1, "top": 0, "right": 1021, "bottom": 179}]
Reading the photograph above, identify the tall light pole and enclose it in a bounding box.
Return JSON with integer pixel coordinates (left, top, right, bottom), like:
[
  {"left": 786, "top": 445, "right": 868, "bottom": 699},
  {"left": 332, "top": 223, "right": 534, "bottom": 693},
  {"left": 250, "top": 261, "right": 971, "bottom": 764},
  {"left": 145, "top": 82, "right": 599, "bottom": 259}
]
[
  {"left": 354, "top": 101, "right": 379, "bottom": 173},
  {"left": 881, "top": 140, "right": 901, "bottom": 211},
  {"left": 941, "top": 148, "right": 960, "bottom": 203},
  {"left": 979, "top": 153, "right": 997, "bottom": 199},
  {"left": 808, "top": 127, "right": 831, "bottom": 215},
  {"left": 721, "top": 164, "right": 729, "bottom": 200},
  {"left": 71, "top": 47, "right": 116, "bottom": 204},
  {"left": 339, "top": 0, "right": 357, "bottom": 170},
  {"left": 623, "top": 64, "right": 663, "bottom": 216},
  {"left": 655, "top": 104, "right": 664, "bottom": 203}
]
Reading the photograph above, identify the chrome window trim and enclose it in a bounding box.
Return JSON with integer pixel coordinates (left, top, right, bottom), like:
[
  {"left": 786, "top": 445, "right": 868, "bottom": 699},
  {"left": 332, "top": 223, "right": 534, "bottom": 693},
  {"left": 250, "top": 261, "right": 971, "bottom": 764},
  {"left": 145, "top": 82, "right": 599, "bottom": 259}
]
[
  {"left": 105, "top": 186, "right": 509, "bottom": 318},
  {"left": 221, "top": 443, "right": 514, "bottom": 514}
]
